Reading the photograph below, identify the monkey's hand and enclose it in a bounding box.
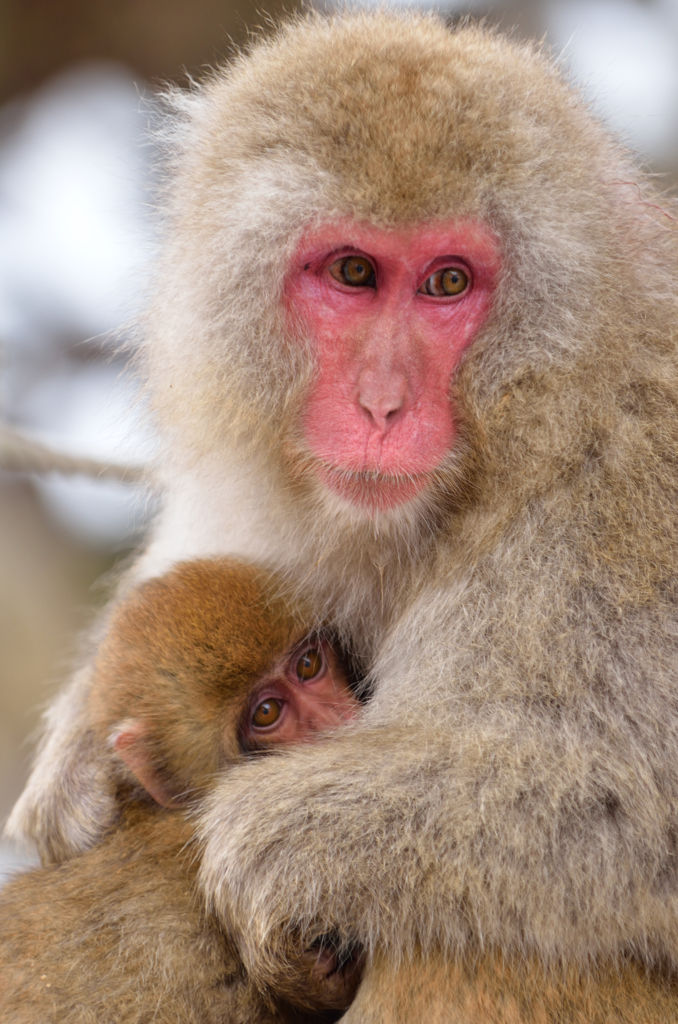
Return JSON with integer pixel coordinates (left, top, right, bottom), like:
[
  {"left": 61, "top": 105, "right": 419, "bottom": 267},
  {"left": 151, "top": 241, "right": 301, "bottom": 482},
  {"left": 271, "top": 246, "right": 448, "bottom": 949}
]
[
  {"left": 4, "top": 667, "right": 117, "bottom": 863},
  {"left": 197, "top": 719, "right": 670, "bottom": 989}
]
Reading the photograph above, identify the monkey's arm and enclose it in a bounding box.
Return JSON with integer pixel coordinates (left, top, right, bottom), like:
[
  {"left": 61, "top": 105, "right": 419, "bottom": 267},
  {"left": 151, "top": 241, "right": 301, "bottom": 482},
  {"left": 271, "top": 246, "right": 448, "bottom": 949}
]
[
  {"left": 198, "top": 719, "right": 676, "bottom": 985},
  {"left": 4, "top": 666, "right": 118, "bottom": 863}
]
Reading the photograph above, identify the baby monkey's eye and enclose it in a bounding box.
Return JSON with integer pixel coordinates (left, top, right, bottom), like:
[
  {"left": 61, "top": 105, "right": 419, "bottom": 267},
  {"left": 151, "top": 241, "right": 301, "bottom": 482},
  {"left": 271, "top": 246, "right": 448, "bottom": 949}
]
[
  {"left": 252, "top": 698, "right": 282, "bottom": 728},
  {"left": 419, "top": 266, "right": 469, "bottom": 297},
  {"left": 329, "top": 256, "right": 376, "bottom": 288},
  {"left": 296, "top": 647, "right": 324, "bottom": 681}
]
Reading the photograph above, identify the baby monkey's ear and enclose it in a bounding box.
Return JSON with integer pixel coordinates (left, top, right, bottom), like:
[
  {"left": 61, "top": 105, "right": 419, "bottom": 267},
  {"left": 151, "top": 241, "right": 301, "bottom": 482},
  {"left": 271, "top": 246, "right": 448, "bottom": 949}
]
[{"left": 110, "top": 719, "right": 181, "bottom": 809}]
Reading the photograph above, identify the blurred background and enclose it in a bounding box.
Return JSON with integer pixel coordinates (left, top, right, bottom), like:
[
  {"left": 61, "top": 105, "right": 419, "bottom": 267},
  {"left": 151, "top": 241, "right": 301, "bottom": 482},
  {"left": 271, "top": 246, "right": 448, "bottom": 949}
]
[{"left": 1, "top": 0, "right": 678, "bottom": 877}]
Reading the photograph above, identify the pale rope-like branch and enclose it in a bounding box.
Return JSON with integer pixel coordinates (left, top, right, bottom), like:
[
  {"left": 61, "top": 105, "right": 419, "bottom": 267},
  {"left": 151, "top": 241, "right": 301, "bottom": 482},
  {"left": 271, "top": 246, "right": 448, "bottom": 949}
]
[{"left": 0, "top": 424, "right": 147, "bottom": 483}]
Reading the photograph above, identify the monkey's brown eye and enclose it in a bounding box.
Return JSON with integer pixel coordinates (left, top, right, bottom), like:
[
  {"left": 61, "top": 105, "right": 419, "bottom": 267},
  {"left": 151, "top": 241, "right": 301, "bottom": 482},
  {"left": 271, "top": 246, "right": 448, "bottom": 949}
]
[
  {"left": 419, "top": 267, "right": 469, "bottom": 297},
  {"left": 252, "top": 698, "right": 282, "bottom": 728},
  {"left": 296, "top": 648, "right": 323, "bottom": 680},
  {"left": 329, "top": 256, "right": 376, "bottom": 288}
]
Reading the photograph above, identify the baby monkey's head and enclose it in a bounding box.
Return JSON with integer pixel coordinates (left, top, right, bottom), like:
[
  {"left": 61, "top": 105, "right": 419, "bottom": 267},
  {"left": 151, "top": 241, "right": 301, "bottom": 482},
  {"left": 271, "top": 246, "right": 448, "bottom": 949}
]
[{"left": 89, "top": 559, "right": 358, "bottom": 809}]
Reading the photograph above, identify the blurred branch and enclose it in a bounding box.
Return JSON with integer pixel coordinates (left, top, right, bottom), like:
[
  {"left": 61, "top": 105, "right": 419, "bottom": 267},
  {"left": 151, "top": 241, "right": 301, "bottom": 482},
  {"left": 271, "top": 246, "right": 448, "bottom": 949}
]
[{"left": 0, "top": 424, "right": 146, "bottom": 483}]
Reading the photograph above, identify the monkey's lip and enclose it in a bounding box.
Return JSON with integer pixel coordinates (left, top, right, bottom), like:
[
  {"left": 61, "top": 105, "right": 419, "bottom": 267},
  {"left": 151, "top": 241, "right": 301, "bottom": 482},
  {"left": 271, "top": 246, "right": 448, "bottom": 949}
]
[{"left": 316, "top": 461, "right": 430, "bottom": 512}]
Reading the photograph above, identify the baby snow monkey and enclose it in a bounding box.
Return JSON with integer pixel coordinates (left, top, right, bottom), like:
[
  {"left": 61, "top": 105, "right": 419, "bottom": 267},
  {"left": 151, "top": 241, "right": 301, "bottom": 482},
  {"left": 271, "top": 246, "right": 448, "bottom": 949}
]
[
  {"left": 91, "top": 557, "right": 358, "bottom": 811},
  {"left": 0, "top": 559, "right": 361, "bottom": 1024}
]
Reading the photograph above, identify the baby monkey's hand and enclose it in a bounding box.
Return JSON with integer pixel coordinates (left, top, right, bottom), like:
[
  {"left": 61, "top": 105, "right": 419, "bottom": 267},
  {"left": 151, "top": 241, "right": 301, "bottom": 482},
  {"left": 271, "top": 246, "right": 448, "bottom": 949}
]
[{"left": 269, "top": 933, "right": 364, "bottom": 1015}]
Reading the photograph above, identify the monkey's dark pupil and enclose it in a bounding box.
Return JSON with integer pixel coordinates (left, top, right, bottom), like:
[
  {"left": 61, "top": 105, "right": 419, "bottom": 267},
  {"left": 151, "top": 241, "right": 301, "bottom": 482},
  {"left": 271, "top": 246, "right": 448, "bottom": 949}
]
[
  {"left": 297, "top": 649, "right": 323, "bottom": 679},
  {"left": 441, "top": 268, "right": 468, "bottom": 295},
  {"left": 344, "top": 258, "right": 372, "bottom": 285},
  {"left": 419, "top": 267, "right": 469, "bottom": 296},
  {"left": 329, "top": 256, "right": 376, "bottom": 287},
  {"left": 252, "top": 699, "right": 281, "bottom": 727}
]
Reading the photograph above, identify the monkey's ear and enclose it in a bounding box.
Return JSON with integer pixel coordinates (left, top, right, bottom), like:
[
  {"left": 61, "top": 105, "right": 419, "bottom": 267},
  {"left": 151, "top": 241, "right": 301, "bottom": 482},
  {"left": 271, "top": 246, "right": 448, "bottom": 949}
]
[{"left": 111, "top": 719, "right": 182, "bottom": 809}]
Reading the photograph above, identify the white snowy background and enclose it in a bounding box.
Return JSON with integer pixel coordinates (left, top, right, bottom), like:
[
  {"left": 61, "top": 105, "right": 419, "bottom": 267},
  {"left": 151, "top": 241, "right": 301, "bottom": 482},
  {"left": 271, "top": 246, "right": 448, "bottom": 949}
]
[{"left": 0, "top": 63, "right": 156, "bottom": 548}]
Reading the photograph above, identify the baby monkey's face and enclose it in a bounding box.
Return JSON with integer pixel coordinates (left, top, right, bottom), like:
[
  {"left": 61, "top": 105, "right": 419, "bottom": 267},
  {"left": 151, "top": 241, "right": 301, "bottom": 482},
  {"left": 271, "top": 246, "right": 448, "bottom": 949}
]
[
  {"left": 241, "top": 638, "right": 358, "bottom": 752},
  {"left": 92, "top": 559, "right": 363, "bottom": 809}
]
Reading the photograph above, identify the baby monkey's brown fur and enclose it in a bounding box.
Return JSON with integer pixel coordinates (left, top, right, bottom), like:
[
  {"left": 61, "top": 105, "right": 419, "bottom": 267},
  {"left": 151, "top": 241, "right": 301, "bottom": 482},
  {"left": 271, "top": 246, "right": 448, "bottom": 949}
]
[
  {"left": 343, "top": 954, "right": 678, "bottom": 1024},
  {"left": 0, "top": 559, "right": 359, "bottom": 1023}
]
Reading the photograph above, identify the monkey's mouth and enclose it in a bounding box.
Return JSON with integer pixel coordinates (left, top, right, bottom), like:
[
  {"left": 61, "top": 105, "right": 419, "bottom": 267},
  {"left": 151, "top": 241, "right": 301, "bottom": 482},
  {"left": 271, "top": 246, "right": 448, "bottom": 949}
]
[{"left": 317, "top": 461, "right": 430, "bottom": 513}]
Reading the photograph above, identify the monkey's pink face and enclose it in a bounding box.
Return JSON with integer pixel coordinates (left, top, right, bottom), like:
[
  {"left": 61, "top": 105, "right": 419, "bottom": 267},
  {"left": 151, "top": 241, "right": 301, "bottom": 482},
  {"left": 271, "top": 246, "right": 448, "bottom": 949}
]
[
  {"left": 286, "top": 220, "right": 501, "bottom": 513},
  {"left": 241, "top": 639, "right": 358, "bottom": 752}
]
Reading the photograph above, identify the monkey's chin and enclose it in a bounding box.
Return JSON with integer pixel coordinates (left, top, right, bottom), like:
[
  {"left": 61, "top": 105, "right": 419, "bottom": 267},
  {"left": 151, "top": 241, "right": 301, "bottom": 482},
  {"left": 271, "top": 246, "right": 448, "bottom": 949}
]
[{"left": 317, "top": 464, "right": 429, "bottom": 514}]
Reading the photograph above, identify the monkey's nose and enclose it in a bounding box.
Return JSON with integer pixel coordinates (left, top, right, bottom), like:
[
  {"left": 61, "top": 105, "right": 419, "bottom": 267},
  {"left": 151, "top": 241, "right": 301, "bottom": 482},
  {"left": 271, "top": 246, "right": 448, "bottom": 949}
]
[{"left": 358, "top": 374, "right": 407, "bottom": 433}]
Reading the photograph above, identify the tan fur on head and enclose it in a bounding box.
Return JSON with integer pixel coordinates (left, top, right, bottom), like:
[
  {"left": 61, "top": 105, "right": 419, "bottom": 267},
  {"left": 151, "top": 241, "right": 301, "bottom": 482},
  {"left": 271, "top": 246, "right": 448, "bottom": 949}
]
[{"left": 143, "top": 10, "right": 678, "bottom": 646}]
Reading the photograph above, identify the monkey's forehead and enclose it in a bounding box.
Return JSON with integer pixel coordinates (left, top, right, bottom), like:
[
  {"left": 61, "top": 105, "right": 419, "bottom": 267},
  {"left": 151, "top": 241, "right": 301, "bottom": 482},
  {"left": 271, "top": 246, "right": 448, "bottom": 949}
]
[
  {"left": 186, "top": 13, "right": 608, "bottom": 226},
  {"left": 105, "top": 558, "right": 314, "bottom": 658}
]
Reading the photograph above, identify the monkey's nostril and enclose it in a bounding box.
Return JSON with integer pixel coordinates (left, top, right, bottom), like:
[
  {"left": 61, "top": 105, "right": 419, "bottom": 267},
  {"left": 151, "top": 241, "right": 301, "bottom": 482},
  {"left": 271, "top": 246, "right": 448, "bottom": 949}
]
[
  {"left": 357, "top": 366, "right": 408, "bottom": 433},
  {"left": 359, "top": 396, "right": 405, "bottom": 433}
]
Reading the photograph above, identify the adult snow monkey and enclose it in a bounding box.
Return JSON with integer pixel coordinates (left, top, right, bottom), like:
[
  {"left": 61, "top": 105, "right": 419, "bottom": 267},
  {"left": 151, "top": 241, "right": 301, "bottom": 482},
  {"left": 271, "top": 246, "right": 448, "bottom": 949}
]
[{"left": 8, "top": 11, "right": 678, "bottom": 1022}]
